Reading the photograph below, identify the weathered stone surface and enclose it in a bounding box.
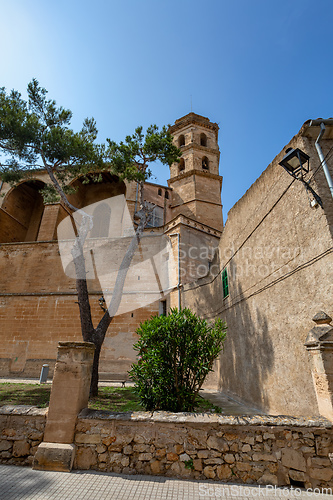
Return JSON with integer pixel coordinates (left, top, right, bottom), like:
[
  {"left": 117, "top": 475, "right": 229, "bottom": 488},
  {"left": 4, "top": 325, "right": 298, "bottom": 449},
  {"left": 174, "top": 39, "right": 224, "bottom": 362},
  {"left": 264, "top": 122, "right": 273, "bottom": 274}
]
[
  {"left": 216, "top": 464, "right": 232, "bottom": 480},
  {"left": 252, "top": 453, "right": 277, "bottom": 463},
  {"left": 0, "top": 440, "right": 12, "bottom": 452},
  {"left": 281, "top": 448, "right": 306, "bottom": 472},
  {"left": 13, "top": 440, "right": 30, "bottom": 457},
  {"left": 309, "top": 468, "right": 333, "bottom": 481},
  {"left": 224, "top": 454, "right": 235, "bottom": 464},
  {"left": 236, "top": 462, "right": 251, "bottom": 472},
  {"left": 109, "top": 452, "right": 123, "bottom": 464},
  {"left": 179, "top": 453, "right": 190, "bottom": 462},
  {"left": 289, "top": 469, "right": 307, "bottom": 482},
  {"left": 96, "top": 444, "right": 107, "bottom": 454},
  {"left": 197, "top": 450, "right": 209, "bottom": 459},
  {"left": 34, "top": 443, "right": 75, "bottom": 472},
  {"left": 75, "top": 433, "right": 101, "bottom": 445},
  {"left": 241, "top": 444, "right": 251, "bottom": 453},
  {"left": 203, "top": 466, "right": 216, "bottom": 479},
  {"left": 75, "top": 446, "right": 97, "bottom": 470},
  {"left": 98, "top": 452, "right": 108, "bottom": 462},
  {"left": 193, "top": 458, "right": 202, "bottom": 471},
  {"left": 258, "top": 473, "right": 278, "bottom": 486},
  {"left": 150, "top": 460, "right": 161, "bottom": 474},
  {"left": 166, "top": 452, "right": 179, "bottom": 462},
  {"left": 156, "top": 448, "right": 166, "bottom": 459},
  {"left": 138, "top": 453, "right": 153, "bottom": 461},
  {"left": 207, "top": 435, "right": 228, "bottom": 451}
]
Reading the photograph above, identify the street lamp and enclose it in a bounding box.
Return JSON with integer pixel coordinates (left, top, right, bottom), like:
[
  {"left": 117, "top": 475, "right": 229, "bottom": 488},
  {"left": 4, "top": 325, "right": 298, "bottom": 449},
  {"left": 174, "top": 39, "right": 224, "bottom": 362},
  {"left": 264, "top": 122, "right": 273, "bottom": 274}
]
[
  {"left": 279, "top": 147, "right": 323, "bottom": 208},
  {"left": 279, "top": 147, "right": 310, "bottom": 179}
]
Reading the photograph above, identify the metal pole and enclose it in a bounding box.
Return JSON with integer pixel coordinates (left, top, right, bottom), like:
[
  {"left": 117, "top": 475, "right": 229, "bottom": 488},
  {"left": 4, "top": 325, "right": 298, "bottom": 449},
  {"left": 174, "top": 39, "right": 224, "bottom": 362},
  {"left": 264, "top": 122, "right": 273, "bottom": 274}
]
[{"left": 315, "top": 123, "right": 333, "bottom": 200}]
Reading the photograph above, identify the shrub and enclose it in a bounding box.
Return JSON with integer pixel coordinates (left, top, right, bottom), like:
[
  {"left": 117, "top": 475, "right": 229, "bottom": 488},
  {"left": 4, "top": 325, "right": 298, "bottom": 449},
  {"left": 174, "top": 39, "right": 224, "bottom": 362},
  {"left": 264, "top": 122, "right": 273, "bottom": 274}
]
[{"left": 129, "top": 308, "right": 227, "bottom": 412}]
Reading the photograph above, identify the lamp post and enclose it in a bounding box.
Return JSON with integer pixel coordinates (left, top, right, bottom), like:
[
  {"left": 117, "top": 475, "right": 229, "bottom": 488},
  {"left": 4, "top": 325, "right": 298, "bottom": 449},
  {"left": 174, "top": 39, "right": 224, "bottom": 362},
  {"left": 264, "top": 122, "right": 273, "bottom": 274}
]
[
  {"left": 279, "top": 147, "right": 310, "bottom": 179},
  {"left": 279, "top": 147, "right": 323, "bottom": 208}
]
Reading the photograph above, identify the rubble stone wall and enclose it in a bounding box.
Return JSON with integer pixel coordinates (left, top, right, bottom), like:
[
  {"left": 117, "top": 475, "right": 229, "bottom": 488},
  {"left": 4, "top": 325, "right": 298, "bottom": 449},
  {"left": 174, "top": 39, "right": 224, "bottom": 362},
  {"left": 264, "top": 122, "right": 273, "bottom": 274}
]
[{"left": 1, "top": 407, "right": 332, "bottom": 489}]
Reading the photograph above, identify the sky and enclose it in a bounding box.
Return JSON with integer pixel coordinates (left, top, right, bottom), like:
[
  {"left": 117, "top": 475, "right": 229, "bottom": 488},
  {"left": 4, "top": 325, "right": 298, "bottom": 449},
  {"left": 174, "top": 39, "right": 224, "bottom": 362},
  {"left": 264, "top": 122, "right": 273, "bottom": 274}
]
[{"left": 1, "top": 0, "right": 333, "bottom": 220}]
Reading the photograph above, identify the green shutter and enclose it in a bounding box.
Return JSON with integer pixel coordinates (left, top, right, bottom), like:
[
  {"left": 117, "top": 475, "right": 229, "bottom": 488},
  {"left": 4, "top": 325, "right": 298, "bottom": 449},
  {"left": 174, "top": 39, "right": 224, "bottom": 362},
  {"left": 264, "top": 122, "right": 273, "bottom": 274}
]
[{"left": 222, "top": 268, "right": 229, "bottom": 298}]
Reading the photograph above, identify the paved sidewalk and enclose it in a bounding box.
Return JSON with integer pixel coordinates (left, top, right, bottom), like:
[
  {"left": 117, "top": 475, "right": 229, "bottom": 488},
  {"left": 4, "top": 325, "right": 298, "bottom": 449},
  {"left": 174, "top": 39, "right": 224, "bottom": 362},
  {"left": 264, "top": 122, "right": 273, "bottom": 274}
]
[{"left": 0, "top": 465, "right": 332, "bottom": 500}]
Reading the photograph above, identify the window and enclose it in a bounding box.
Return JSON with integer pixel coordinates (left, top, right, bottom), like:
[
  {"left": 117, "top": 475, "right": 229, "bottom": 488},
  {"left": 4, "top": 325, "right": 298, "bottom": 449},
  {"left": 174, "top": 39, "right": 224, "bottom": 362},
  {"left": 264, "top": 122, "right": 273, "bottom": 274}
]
[
  {"left": 178, "top": 158, "right": 185, "bottom": 173},
  {"left": 165, "top": 191, "right": 169, "bottom": 199},
  {"left": 158, "top": 188, "right": 162, "bottom": 196},
  {"left": 202, "top": 156, "right": 209, "bottom": 170},
  {"left": 200, "top": 133, "right": 207, "bottom": 147},
  {"left": 159, "top": 300, "right": 167, "bottom": 316},
  {"left": 178, "top": 134, "right": 185, "bottom": 147},
  {"left": 145, "top": 202, "right": 164, "bottom": 228},
  {"left": 222, "top": 268, "right": 229, "bottom": 298}
]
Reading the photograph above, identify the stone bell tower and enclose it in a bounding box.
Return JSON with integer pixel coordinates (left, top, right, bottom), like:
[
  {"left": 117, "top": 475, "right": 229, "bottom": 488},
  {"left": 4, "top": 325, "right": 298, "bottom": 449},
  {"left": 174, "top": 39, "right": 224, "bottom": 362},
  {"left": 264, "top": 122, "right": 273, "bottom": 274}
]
[{"left": 168, "top": 113, "right": 223, "bottom": 231}]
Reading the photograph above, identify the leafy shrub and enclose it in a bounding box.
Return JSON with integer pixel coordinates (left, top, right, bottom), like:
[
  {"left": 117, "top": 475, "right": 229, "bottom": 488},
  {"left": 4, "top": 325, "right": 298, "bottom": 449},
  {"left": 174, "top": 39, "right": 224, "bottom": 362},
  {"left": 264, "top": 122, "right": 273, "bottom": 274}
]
[{"left": 129, "top": 308, "right": 227, "bottom": 412}]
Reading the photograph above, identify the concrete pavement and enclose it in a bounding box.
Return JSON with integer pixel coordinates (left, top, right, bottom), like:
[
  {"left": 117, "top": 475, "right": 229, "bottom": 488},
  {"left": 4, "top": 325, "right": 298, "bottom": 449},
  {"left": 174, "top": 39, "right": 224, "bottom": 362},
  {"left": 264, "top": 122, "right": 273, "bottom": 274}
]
[{"left": 0, "top": 465, "right": 332, "bottom": 499}]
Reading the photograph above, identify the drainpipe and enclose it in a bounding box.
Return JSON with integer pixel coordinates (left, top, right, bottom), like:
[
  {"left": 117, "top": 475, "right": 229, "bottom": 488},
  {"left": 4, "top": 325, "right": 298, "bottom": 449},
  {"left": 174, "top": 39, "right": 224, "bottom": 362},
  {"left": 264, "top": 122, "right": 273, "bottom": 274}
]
[
  {"left": 314, "top": 122, "right": 333, "bottom": 200},
  {"left": 169, "top": 232, "right": 181, "bottom": 310}
]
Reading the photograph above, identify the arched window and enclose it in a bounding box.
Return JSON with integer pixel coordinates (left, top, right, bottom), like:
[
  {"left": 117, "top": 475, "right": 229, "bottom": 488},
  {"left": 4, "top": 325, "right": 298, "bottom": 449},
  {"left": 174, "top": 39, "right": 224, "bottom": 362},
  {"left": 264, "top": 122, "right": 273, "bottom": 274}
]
[
  {"left": 165, "top": 191, "right": 169, "bottom": 199},
  {"left": 158, "top": 188, "right": 162, "bottom": 196},
  {"left": 202, "top": 156, "right": 209, "bottom": 170},
  {"left": 90, "top": 202, "right": 111, "bottom": 238},
  {"left": 178, "top": 134, "right": 185, "bottom": 147},
  {"left": 200, "top": 133, "right": 207, "bottom": 147},
  {"left": 178, "top": 158, "right": 185, "bottom": 173}
]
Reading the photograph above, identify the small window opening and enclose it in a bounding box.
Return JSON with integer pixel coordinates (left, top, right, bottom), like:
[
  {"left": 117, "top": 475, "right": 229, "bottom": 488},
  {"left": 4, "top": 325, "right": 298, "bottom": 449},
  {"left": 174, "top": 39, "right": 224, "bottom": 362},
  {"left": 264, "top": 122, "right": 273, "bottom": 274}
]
[
  {"left": 222, "top": 268, "right": 229, "bottom": 298},
  {"left": 159, "top": 300, "right": 167, "bottom": 316},
  {"left": 178, "top": 158, "right": 185, "bottom": 173},
  {"left": 202, "top": 156, "right": 209, "bottom": 170},
  {"left": 200, "top": 133, "right": 207, "bottom": 147},
  {"left": 165, "top": 191, "right": 169, "bottom": 199},
  {"left": 178, "top": 134, "right": 185, "bottom": 147},
  {"left": 158, "top": 188, "right": 162, "bottom": 196}
]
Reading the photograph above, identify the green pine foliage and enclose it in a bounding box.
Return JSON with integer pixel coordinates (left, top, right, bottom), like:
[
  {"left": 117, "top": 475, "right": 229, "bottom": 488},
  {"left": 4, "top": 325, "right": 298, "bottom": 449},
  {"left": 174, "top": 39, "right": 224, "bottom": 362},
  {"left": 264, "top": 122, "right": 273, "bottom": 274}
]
[{"left": 130, "top": 308, "right": 227, "bottom": 412}]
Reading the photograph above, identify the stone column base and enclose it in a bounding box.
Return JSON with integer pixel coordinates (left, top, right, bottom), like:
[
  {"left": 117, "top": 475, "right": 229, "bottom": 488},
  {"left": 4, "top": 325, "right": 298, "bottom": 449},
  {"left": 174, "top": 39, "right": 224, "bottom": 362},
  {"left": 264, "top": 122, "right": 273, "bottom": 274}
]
[{"left": 33, "top": 442, "right": 75, "bottom": 472}]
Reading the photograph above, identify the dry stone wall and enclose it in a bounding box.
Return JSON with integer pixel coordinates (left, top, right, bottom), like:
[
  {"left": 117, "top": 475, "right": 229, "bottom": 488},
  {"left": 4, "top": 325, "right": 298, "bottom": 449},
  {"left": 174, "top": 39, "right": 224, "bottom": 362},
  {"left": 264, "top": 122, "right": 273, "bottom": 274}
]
[
  {"left": 74, "top": 410, "right": 333, "bottom": 489},
  {"left": 0, "top": 406, "right": 47, "bottom": 466},
  {"left": 1, "top": 406, "right": 332, "bottom": 490}
]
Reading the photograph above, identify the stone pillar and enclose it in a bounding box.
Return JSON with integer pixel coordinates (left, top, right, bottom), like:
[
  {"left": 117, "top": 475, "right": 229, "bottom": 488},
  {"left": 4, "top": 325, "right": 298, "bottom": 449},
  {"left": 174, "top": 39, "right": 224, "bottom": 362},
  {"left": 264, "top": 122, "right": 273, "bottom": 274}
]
[
  {"left": 305, "top": 311, "right": 333, "bottom": 422},
  {"left": 37, "top": 203, "right": 66, "bottom": 241},
  {"left": 33, "top": 341, "right": 95, "bottom": 471}
]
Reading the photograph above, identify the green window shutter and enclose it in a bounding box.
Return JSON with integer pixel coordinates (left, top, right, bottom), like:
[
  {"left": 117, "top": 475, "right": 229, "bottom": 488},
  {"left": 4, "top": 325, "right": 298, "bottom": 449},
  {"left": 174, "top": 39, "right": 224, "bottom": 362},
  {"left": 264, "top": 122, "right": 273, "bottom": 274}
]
[{"left": 222, "top": 268, "right": 229, "bottom": 298}]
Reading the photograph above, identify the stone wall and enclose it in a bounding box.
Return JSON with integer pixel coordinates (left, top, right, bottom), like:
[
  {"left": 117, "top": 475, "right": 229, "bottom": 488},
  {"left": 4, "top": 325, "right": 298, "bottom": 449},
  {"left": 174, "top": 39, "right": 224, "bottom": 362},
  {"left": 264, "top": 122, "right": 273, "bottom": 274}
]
[
  {"left": 73, "top": 410, "right": 333, "bottom": 489},
  {"left": 183, "top": 127, "right": 333, "bottom": 417},
  {"left": 0, "top": 406, "right": 47, "bottom": 466},
  {"left": 1, "top": 406, "right": 332, "bottom": 489}
]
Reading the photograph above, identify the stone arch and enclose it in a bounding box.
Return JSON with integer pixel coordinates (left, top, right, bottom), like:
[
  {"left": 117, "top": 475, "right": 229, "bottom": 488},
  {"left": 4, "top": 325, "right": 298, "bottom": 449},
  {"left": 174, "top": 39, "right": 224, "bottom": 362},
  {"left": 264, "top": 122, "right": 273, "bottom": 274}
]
[
  {"left": 0, "top": 179, "right": 46, "bottom": 243},
  {"left": 67, "top": 172, "right": 126, "bottom": 210}
]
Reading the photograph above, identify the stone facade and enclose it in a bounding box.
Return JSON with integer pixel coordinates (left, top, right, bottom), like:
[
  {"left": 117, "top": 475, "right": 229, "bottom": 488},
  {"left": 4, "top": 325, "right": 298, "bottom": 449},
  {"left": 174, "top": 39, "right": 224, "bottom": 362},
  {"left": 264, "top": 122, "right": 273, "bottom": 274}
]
[
  {"left": 183, "top": 119, "right": 333, "bottom": 417},
  {"left": 1, "top": 113, "right": 333, "bottom": 423}
]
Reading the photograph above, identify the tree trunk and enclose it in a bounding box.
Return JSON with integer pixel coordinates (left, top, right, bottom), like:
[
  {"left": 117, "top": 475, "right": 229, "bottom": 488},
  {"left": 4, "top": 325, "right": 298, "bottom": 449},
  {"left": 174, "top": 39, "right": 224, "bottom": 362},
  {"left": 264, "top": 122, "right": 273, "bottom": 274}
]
[{"left": 90, "top": 341, "right": 102, "bottom": 397}]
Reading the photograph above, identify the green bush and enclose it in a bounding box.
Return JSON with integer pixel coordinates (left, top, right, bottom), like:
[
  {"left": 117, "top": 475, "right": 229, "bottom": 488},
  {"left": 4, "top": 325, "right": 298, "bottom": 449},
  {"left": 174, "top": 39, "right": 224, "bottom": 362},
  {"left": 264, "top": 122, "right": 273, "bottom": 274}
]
[{"left": 129, "top": 308, "right": 227, "bottom": 412}]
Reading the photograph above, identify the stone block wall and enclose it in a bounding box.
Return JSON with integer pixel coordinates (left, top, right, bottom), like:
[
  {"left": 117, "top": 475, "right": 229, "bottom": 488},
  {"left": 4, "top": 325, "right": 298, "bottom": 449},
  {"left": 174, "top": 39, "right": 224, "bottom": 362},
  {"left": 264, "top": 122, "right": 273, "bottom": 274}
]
[
  {"left": 1, "top": 406, "right": 332, "bottom": 489},
  {"left": 0, "top": 406, "right": 47, "bottom": 466},
  {"left": 73, "top": 410, "right": 333, "bottom": 489}
]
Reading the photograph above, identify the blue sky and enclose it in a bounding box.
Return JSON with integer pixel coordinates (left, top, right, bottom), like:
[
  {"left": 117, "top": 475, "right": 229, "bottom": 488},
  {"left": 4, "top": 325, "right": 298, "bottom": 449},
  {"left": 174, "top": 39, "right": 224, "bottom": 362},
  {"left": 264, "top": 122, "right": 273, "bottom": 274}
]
[{"left": 1, "top": 0, "right": 332, "bottom": 219}]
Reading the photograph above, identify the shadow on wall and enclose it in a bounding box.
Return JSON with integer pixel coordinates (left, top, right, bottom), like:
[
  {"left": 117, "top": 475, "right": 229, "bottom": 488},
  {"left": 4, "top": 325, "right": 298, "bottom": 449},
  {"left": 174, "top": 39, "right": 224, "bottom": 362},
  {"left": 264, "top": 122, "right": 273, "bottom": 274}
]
[
  {"left": 219, "top": 260, "right": 275, "bottom": 412},
  {"left": 186, "top": 255, "right": 275, "bottom": 413}
]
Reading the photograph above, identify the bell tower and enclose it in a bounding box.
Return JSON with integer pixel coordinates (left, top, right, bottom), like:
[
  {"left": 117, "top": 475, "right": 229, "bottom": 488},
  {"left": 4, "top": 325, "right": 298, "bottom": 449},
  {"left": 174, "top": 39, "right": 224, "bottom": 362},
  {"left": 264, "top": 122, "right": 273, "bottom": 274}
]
[{"left": 168, "top": 113, "right": 223, "bottom": 231}]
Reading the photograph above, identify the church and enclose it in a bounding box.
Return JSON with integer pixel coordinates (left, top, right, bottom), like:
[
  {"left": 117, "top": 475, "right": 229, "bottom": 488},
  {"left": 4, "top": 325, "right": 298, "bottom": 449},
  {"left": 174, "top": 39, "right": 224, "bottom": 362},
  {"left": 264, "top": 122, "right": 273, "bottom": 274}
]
[{"left": 0, "top": 113, "right": 332, "bottom": 420}]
